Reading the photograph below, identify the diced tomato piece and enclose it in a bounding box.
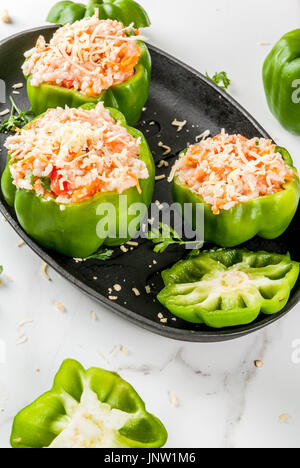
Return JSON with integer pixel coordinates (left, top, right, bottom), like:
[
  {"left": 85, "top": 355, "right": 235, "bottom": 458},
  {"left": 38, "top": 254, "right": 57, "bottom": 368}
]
[{"left": 50, "top": 168, "right": 70, "bottom": 196}]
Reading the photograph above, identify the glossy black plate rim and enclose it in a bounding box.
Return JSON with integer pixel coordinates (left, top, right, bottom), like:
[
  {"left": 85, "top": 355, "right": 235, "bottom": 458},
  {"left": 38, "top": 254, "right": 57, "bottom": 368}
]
[{"left": 0, "top": 25, "right": 298, "bottom": 343}]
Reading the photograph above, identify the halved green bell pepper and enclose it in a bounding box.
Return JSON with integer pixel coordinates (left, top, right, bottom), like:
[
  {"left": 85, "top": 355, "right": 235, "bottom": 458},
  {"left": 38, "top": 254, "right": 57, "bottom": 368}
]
[
  {"left": 172, "top": 146, "right": 300, "bottom": 248},
  {"left": 1, "top": 105, "right": 155, "bottom": 258},
  {"left": 47, "top": 0, "right": 151, "bottom": 28},
  {"left": 25, "top": 41, "right": 151, "bottom": 126},
  {"left": 158, "top": 249, "right": 300, "bottom": 328},
  {"left": 263, "top": 29, "right": 300, "bottom": 135},
  {"left": 10, "top": 359, "right": 168, "bottom": 448}
]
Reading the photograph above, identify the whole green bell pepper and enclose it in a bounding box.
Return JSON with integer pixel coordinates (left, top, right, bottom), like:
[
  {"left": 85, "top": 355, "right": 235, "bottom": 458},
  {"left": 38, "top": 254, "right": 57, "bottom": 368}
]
[
  {"left": 172, "top": 146, "right": 300, "bottom": 248},
  {"left": 1, "top": 105, "right": 155, "bottom": 258},
  {"left": 263, "top": 29, "right": 300, "bottom": 135},
  {"left": 158, "top": 248, "right": 300, "bottom": 328},
  {"left": 10, "top": 359, "right": 168, "bottom": 448},
  {"left": 47, "top": 0, "right": 151, "bottom": 28},
  {"left": 25, "top": 40, "right": 151, "bottom": 126}
]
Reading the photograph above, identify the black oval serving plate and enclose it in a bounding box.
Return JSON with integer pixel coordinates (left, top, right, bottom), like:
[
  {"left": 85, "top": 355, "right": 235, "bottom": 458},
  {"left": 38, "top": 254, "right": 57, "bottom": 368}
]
[{"left": 0, "top": 26, "right": 300, "bottom": 342}]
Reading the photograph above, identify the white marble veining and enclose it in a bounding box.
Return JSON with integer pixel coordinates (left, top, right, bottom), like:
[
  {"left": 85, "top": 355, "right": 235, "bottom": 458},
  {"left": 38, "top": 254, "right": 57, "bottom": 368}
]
[{"left": 0, "top": 0, "right": 300, "bottom": 449}]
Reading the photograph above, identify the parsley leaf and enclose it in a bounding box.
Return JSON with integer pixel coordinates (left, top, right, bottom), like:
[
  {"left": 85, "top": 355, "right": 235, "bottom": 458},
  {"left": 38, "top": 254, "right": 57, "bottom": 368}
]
[
  {"left": 85, "top": 249, "right": 114, "bottom": 261},
  {"left": 40, "top": 177, "right": 52, "bottom": 192},
  {"left": 0, "top": 96, "right": 35, "bottom": 133},
  {"left": 206, "top": 71, "right": 231, "bottom": 91},
  {"left": 147, "top": 222, "right": 203, "bottom": 253}
]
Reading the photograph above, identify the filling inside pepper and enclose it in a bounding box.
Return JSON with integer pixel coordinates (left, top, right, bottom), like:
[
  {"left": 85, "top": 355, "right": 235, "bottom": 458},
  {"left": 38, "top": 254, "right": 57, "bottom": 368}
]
[
  {"left": 49, "top": 387, "right": 132, "bottom": 449},
  {"left": 174, "top": 131, "right": 294, "bottom": 214},
  {"left": 4, "top": 102, "right": 149, "bottom": 204},
  {"left": 22, "top": 14, "right": 142, "bottom": 97}
]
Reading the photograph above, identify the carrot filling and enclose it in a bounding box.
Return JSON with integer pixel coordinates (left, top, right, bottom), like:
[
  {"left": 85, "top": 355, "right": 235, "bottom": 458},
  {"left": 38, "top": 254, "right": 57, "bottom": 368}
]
[
  {"left": 175, "top": 132, "right": 294, "bottom": 215},
  {"left": 4, "top": 103, "right": 149, "bottom": 204},
  {"left": 22, "top": 15, "right": 142, "bottom": 97}
]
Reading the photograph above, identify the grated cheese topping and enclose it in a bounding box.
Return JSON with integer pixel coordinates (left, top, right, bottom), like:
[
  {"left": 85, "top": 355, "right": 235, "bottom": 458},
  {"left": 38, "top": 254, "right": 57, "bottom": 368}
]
[
  {"left": 22, "top": 15, "right": 141, "bottom": 97},
  {"left": 174, "top": 132, "right": 294, "bottom": 215},
  {"left": 5, "top": 103, "right": 148, "bottom": 203}
]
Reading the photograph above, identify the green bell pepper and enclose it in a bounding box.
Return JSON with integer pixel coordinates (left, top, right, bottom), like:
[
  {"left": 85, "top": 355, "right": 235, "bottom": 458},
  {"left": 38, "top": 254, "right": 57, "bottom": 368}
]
[
  {"left": 10, "top": 359, "right": 168, "bottom": 448},
  {"left": 263, "top": 29, "right": 300, "bottom": 135},
  {"left": 1, "top": 105, "right": 155, "bottom": 258},
  {"left": 25, "top": 40, "right": 151, "bottom": 126},
  {"left": 47, "top": 0, "right": 151, "bottom": 28},
  {"left": 158, "top": 248, "right": 300, "bottom": 328},
  {"left": 172, "top": 146, "right": 300, "bottom": 248}
]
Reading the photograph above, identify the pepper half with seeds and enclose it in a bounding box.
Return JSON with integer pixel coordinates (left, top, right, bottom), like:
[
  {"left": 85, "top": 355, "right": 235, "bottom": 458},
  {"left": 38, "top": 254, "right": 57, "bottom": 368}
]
[
  {"left": 10, "top": 359, "right": 168, "bottom": 448},
  {"left": 157, "top": 249, "right": 300, "bottom": 328}
]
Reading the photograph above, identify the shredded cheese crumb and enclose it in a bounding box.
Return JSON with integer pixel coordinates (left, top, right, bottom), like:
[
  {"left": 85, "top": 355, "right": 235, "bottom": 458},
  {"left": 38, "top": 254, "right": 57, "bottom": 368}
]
[
  {"left": 158, "top": 141, "right": 172, "bottom": 156},
  {"left": 0, "top": 109, "right": 10, "bottom": 117},
  {"left": 16, "top": 336, "right": 28, "bottom": 345},
  {"left": 41, "top": 262, "right": 51, "bottom": 281},
  {"left": 195, "top": 130, "right": 210, "bottom": 142},
  {"left": 279, "top": 413, "right": 291, "bottom": 423},
  {"left": 110, "top": 345, "right": 121, "bottom": 356},
  {"left": 17, "top": 318, "right": 33, "bottom": 328},
  {"left": 12, "top": 83, "right": 24, "bottom": 89},
  {"left": 254, "top": 360, "right": 264, "bottom": 369},
  {"left": 0, "top": 9, "right": 10, "bottom": 23},
  {"left": 172, "top": 119, "right": 187, "bottom": 132},
  {"left": 120, "top": 245, "right": 129, "bottom": 253},
  {"left": 113, "top": 284, "right": 122, "bottom": 292},
  {"left": 132, "top": 287, "right": 140, "bottom": 296},
  {"left": 108, "top": 295, "right": 118, "bottom": 301},
  {"left": 145, "top": 285, "right": 151, "bottom": 294},
  {"left": 17, "top": 240, "right": 25, "bottom": 247},
  {"left": 91, "top": 311, "right": 97, "bottom": 321},
  {"left": 169, "top": 391, "right": 179, "bottom": 407},
  {"left": 54, "top": 301, "right": 65, "bottom": 312}
]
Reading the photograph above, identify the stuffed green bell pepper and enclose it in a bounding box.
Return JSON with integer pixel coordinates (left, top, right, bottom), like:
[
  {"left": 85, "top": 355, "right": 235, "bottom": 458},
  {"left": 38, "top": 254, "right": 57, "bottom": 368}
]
[
  {"left": 22, "top": 14, "right": 151, "bottom": 126},
  {"left": 47, "top": 0, "right": 151, "bottom": 28},
  {"left": 158, "top": 248, "right": 300, "bottom": 328},
  {"left": 171, "top": 132, "right": 300, "bottom": 247},
  {"left": 263, "top": 29, "right": 300, "bottom": 135},
  {"left": 10, "top": 359, "right": 168, "bottom": 448},
  {"left": 1, "top": 102, "right": 155, "bottom": 258}
]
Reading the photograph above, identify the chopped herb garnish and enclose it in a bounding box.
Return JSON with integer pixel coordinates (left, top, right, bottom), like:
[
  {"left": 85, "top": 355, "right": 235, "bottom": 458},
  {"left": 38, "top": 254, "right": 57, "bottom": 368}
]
[
  {"left": 147, "top": 222, "right": 203, "bottom": 253},
  {"left": 0, "top": 97, "right": 35, "bottom": 133},
  {"left": 86, "top": 249, "right": 114, "bottom": 261},
  {"left": 206, "top": 71, "right": 231, "bottom": 91},
  {"left": 26, "top": 169, "right": 35, "bottom": 186},
  {"left": 0, "top": 265, "right": 3, "bottom": 275},
  {"left": 40, "top": 177, "right": 52, "bottom": 192}
]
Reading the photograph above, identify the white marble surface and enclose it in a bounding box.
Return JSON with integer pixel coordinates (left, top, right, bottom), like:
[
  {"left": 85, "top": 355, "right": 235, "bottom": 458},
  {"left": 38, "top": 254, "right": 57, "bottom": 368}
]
[{"left": 0, "top": 0, "right": 300, "bottom": 449}]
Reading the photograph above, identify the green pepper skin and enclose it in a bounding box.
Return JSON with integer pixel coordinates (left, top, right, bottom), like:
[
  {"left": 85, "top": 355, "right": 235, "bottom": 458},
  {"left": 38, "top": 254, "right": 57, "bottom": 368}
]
[
  {"left": 158, "top": 249, "right": 300, "bottom": 328},
  {"left": 25, "top": 41, "right": 151, "bottom": 126},
  {"left": 172, "top": 147, "right": 300, "bottom": 248},
  {"left": 1, "top": 106, "right": 155, "bottom": 258},
  {"left": 47, "top": 0, "right": 151, "bottom": 28},
  {"left": 10, "top": 359, "right": 168, "bottom": 448},
  {"left": 263, "top": 29, "right": 300, "bottom": 135}
]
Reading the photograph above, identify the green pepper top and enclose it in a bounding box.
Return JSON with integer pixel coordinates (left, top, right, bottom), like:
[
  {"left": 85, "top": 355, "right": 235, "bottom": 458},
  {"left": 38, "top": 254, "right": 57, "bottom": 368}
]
[
  {"left": 1, "top": 104, "right": 155, "bottom": 258},
  {"left": 172, "top": 143, "right": 300, "bottom": 248},
  {"left": 158, "top": 249, "right": 300, "bottom": 328},
  {"left": 10, "top": 359, "right": 168, "bottom": 448},
  {"left": 263, "top": 29, "right": 300, "bottom": 135},
  {"left": 47, "top": 0, "right": 151, "bottom": 28}
]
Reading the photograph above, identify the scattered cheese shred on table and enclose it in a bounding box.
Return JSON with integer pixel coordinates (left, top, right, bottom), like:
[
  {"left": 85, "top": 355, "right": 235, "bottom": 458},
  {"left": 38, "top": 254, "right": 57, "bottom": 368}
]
[
  {"left": 169, "top": 391, "right": 179, "bottom": 407},
  {"left": 0, "top": 9, "right": 10, "bottom": 23},
  {"left": 41, "top": 262, "right": 51, "bottom": 281}
]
